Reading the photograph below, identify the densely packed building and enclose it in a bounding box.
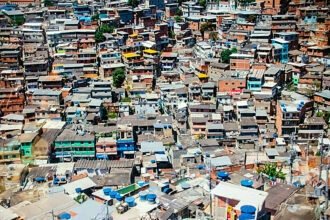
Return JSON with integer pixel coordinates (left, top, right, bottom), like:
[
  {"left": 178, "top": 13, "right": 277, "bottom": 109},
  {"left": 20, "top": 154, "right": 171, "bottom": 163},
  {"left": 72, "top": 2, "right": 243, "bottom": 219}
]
[{"left": 0, "top": 0, "right": 329, "bottom": 219}]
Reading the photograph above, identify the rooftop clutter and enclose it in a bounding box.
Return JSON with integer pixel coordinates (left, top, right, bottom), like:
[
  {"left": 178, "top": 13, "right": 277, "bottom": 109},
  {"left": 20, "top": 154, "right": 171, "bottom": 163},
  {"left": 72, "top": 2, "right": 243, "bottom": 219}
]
[{"left": 0, "top": 0, "right": 329, "bottom": 220}]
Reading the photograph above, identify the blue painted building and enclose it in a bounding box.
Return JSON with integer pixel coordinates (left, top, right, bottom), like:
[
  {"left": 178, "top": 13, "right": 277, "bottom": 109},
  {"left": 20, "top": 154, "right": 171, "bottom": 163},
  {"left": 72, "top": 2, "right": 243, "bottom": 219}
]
[
  {"left": 116, "top": 8, "right": 133, "bottom": 24},
  {"left": 247, "top": 69, "right": 265, "bottom": 91},
  {"left": 116, "top": 124, "right": 135, "bottom": 158},
  {"left": 272, "top": 38, "right": 289, "bottom": 63},
  {"left": 73, "top": 5, "right": 90, "bottom": 17}
]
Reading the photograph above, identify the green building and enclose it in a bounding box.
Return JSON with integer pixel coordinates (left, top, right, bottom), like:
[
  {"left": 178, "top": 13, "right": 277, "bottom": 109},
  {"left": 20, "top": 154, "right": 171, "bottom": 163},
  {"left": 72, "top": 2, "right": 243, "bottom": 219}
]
[
  {"left": 55, "top": 129, "right": 95, "bottom": 161},
  {"left": 3, "top": 10, "right": 24, "bottom": 26},
  {"left": 18, "top": 132, "right": 38, "bottom": 164}
]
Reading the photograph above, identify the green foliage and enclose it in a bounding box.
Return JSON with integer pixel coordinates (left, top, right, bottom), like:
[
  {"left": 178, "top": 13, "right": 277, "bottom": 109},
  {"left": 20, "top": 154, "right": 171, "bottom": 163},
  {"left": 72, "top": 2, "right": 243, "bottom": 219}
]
[
  {"left": 95, "top": 30, "right": 106, "bottom": 43},
  {"left": 316, "top": 111, "right": 330, "bottom": 123},
  {"left": 27, "top": 3, "right": 34, "bottom": 8},
  {"left": 221, "top": 48, "right": 237, "bottom": 64},
  {"left": 43, "top": 0, "right": 53, "bottom": 6},
  {"left": 287, "top": 84, "right": 295, "bottom": 91},
  {"left": 95, "top": 24, "right": 114, "bottom": 43},
  {"left": 121, "top": 97, "right": 131, "bottom": 102},
  {"left": 197, "top": 134, "right": 205, "bottom": 139},
  {"left": 200, "top": 22, "right": 215, "bottom": 38},
  {"left": 176, "top": 9, "right": 183, "bottom": 16},
  {"left": 315, "top": 152, "right": 321, "bottom": 156},
  {"left": 257, "top": 162, "right": 286, "bottom": 180},
  {"left": 209, "top": 32, "right": 218, "bottom": 41},
  {"left": 127, "top": 0, "right": 139, "bottom": 7},
  {"left": 74, "top": 194, "right": 87, "bottom": 204},
  {"left": 92, "top": 13, "right": 99, "bottom": 21},
  {"left": 108, "top": 113, "right": 118, "bottom": 119},
  {"left": 199, "top": 0, "right": 206, "bottom": 7},
  {"left": 100, "top": 24, "right": 114, "bottom": 33},
  {"left": 169, "top": 30, "right": 175, "bottom": 38},
  {"left": 174, "top": 16, "right": 182, "bottom": 22},
  {"left": 112, "top": 68, "right": 125, "bottom": 88}
]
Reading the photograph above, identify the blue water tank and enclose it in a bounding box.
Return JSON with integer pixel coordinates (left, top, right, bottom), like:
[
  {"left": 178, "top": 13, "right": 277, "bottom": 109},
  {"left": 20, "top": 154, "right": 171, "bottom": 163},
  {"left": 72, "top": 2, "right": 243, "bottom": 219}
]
[
  {"left": 115, "top": 194, "right": 123, "bottom": 201},
  {"left": 283, "top": 108, "right": 287, "bottom": 112},
  {"left": 239, "top": 213, "right": 255, "bottom": 220},
  {"left": 75, "top": 188, "right": 82, "bottom": 193},
  {"left": 146, "top": 194, "right": 157, "bottom": 203},
  {"left": 103, "top": 188, "right": 111, "bottom": 195},
  {"left": 181, "top": 183, "right": 191, "bottom": 189},
  {"left": 139, "top": 191, "right": 148, "bottom": 201},
  {"left": 240, "top": 205, "right": 256, "bottom": 214},
  {"left": 241, "top": 179, "right": 253, "bottom": 188},
  {"left": 178, "top": 145, "right": 183, "bottom": 149},
  {"left": 60, "top": 213, "right": 71, "bottom": 220},
  {"left": 110, "top": 191, "right": 117, "bottom": 198},
  {"left": 125, "top": 197, "right": 135, "bottom": 207},
  {"left": 151, "top": 160, "right": 156, "bottom": 163},
  {"left": 206, "top": 153, "right": 210, "bottom": 157},
  {"left": 138, "top": 180, "right": 145, "bottom": 187},
  {"left": 217, "top": 171, "right": 229, "bottom": 179}
]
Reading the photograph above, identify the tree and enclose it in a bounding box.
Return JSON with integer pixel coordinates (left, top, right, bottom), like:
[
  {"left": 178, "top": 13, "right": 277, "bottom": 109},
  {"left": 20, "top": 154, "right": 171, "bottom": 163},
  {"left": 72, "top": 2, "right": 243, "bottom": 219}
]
[
  {"left": 27, "top": 3, "right": 34, "bottom": 8},
  {"left": 316, "top": 111, "right": 330, "bottom": 123},
  {"left": 95, "top": 30, "right": 105, "bottom": 43},
  {"left": 221, "top": 48, "right": 237, "bottom": 64},
  {"left": 209, "top": 32, "right": 218, "bottom": 41},
  {"left": 92, "top": 13, "right": 99, "bottom": 21},
  {"left": 257, "top": 162, "right": 286, "bottom": 180},
  {"left": 199, "top": 0, "right": 206, "bottom": 8},
  {"left": 74, "top": 194, "right": 87, "bottom": 204},
  {"left": 100, "top": 24, "right": 114, "bottom": 34},
  {"left": 176, "top": 9, "right": 183, "bottom": 16},
  {"left": 169, "top": 30, "right": 175, "bottom": 38},
  {"left": 197, "top": 134, "right": 205, "bottom": 139},
  {"left": 108, "top": 113, "right": 118, "bottom": 119},
  {"left": 112, "top": 68, "right": 125, "bottom": 88},
  {"left": 121, "top": 97, "right": 131, "bottom": 102},
  {"left": 127, "top": 0, "right": 139, "bottom": 7},
  {"left": 200, "top": 22, "right": 215, "bottom": 39},
  {"left": 174, "top": 16, "right": 182, "bottom": 22}
]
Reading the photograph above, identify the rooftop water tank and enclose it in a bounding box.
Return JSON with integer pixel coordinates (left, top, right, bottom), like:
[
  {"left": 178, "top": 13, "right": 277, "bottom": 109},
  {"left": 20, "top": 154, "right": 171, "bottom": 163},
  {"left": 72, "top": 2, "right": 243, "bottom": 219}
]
[
  {"left": 103, "top": 188, "right": 111, "bottom": 196},
  {"left": 139, "top": 191, "right": 148, "bottom": 201},
  {"left": 125, "top": 197, "right": 135, "bottom": 207},
  {"left": 241, "top": 179, "right": 253, "bottom": 188},
  {"left": 146, "top": 194, "right": 157, "bottom": 203}
]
